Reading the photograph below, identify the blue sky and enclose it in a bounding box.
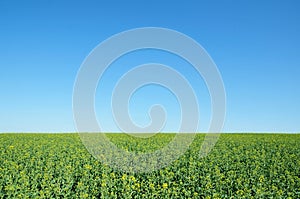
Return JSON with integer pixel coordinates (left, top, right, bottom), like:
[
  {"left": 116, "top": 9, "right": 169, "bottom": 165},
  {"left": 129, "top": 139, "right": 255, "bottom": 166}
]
[{"left": 0, "top": 0, "right": 299, "bottom": 133}]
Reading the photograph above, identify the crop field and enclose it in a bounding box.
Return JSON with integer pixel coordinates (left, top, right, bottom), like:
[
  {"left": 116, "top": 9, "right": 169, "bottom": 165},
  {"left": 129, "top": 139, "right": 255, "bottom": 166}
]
[{"left": 0, "top": 133, "right": 299, "bottom": 198}]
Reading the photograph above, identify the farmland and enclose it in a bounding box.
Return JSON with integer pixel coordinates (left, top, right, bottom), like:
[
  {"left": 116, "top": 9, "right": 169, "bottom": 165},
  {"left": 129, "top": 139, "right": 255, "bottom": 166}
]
[{"left": 0, "top": 133, "right": 299, "bottom": 198}]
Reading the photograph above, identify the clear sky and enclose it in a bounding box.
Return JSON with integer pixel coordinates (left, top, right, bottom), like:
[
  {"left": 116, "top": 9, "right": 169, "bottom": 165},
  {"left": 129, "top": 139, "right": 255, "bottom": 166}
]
[{"left": 0, "top": 0, "right": 299, "bottom": 133}]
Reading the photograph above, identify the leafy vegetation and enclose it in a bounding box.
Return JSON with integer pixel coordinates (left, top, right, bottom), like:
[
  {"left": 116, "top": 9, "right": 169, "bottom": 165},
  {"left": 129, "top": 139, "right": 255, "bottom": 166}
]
[{"left": 0, "top": 133, "right": 299, "bottom": 198}]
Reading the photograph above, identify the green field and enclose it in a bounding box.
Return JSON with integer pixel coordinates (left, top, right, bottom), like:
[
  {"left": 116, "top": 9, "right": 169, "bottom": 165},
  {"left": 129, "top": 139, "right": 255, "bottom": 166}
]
[{"left": 0, "top": 133, "right": 299, "bottom": 198}]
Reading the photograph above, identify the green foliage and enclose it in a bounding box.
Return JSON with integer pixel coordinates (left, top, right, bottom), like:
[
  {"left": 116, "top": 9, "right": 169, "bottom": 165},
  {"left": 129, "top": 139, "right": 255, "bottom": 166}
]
[{"left": 0, "top": 133, "right": 299, "bottom": 198}]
